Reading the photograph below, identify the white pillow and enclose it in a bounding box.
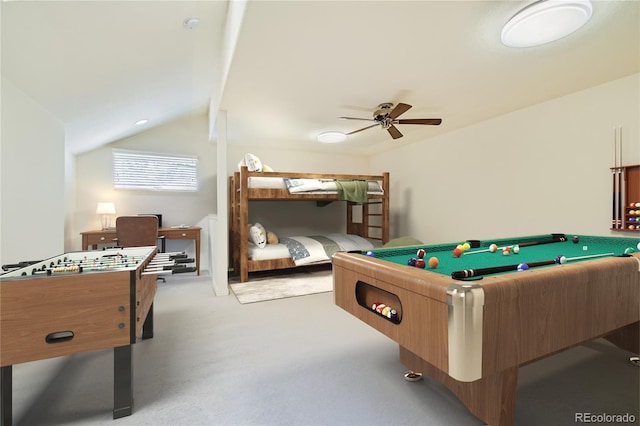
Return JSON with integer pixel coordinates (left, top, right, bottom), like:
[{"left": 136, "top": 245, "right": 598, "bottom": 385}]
[
  {"left": 244, "top": 153, "right": 263, "bottom": 172},
  {"left": 250, "top": 225, "right": 267, "bottom": 248}
]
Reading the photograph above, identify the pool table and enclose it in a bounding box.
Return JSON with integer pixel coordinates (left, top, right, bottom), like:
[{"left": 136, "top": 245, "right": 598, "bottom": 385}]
[{"left": 333, "top": 233, "right": 640, "bottom": 426}]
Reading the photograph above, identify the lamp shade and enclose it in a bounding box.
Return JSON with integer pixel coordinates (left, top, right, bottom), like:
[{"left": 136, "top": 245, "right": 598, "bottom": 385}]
[
  {"left": 501, "top": 0, "right": 593, "bottom": 48},
  {"left": 96, "top": 202, "right": 116, "bottom": 215}
]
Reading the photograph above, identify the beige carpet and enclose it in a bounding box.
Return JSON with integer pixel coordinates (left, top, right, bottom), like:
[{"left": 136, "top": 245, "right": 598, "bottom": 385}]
[{"left": 230, "top": 268, "right": 333, "bottom": 304}]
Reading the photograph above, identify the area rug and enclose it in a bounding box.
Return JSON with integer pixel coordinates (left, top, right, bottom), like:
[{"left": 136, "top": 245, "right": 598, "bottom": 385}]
[{"left": 230, "top": 269, "right": 333, "bottom": 304}]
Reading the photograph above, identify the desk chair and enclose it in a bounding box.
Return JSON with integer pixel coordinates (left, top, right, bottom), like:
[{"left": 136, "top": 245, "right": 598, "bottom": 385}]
[
  {"left": 115, "top": 215, "right": 159, "bottom": 248},
  {"left": 116, "top": 215, "right": 164, "bottom": 282}
]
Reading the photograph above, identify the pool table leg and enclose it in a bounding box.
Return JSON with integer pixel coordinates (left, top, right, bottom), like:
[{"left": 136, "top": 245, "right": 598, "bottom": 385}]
[
  {"left": 602, "top": 321, "right": 639, "bottom": 355},
  {"left": 399, "top": 346, "right": 518, "bottom": 426}
]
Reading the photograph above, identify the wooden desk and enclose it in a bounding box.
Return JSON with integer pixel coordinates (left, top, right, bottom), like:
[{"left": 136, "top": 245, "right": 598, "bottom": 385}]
[{"left": 81, "top": 227, "right": 201, "bottom": 275}]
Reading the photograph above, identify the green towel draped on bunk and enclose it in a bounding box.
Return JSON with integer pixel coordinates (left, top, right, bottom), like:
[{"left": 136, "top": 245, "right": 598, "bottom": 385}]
[{"left": 335, "top": 180, "right": 368, "bottom": 203}]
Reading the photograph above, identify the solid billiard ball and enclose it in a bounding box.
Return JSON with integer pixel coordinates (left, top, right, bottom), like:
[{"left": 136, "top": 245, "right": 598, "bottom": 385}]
[
  {"left": 416, "top": 248, "right": 426, "bottom": 259},
  {"left": 366, "top": 251, "right": 375, "bottom": 257},
  {"left": 389, "top": 309, "right": 398, "bottom": 321},
  {"left": 428, "top": 256, "right": 439, "bottom": 268},
  {"left": 572, "top": 236, "right": 580, "bottom": 243},
  {"left": 517, "top": 263, "right": 529, "bottom": 271},
  {"left": 407, "top": 258, "right": 417, "bottom": 266},
  {"left": 461, "top": 242, "right": 470, "bottom": 251},
  {"left": 453, "top": 248, "right": 462, "bottom": 257},
  {"left": 415, "top": 259, "right": 426, "bottom": 268},
  {"left": 629, "top": 225, "right": 635, "bottom": 230},
  {"left": 489, "top": 243, "right": 498, "bottom": 253}
]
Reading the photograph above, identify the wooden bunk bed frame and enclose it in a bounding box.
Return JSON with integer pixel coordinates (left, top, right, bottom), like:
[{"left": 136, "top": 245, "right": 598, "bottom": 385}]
[{"left": 229, "top": 166, "right": 390, "bottom": 282}]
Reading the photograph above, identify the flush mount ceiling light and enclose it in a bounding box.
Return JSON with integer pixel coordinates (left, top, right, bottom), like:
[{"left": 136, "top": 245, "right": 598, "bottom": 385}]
[
  {"left": 501, "top": 0, "right": 593, "bottom": 48},
  {"left": 317, "top": 131, "right": 347, "bottom": 143}
]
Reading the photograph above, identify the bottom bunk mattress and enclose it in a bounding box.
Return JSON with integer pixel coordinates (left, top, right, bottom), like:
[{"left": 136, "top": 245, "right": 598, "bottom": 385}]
[{"left": 248, "top": 234, "right": 377, "bottom": 265}]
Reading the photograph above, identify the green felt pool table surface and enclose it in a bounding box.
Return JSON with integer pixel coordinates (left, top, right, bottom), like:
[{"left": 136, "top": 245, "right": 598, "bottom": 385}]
[{"left": 364, "top": 234, "right": 640, "bottom": 278}]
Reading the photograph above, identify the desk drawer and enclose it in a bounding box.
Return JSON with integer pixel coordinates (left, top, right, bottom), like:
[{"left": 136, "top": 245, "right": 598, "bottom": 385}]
[
  {"left": 160, "top": 229, "right": 199, "bottom": 240},
  {"left": 85, "top": 233, "right": 116, "bottom": 246}
]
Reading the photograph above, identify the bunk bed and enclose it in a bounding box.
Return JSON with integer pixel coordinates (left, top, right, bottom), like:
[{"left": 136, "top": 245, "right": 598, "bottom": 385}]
[{"left": 229, "top": 166, "right": 390, "bottom": 282}]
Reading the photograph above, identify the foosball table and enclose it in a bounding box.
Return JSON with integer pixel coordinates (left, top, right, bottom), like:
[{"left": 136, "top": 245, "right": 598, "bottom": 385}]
[{"left": 0, "top": 246, "right": 193, "bottom": 426}]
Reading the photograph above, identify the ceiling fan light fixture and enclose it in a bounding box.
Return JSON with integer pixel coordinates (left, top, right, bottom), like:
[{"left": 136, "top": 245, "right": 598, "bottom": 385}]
[
  {"left": 317, "top": 131, "right": 347, "bottom": 144},
  {"left": 501, "top": 0, "right": 593, "bottom": 48}
]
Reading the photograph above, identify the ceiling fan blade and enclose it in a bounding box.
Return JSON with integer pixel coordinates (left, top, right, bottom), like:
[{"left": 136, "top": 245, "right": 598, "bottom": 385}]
[
  {"left": 388, "top": 103, "right": 412, "bottom": 119},
  {"left": 346, "top": 123, "right": 379, "bottom": 135},
  {"left": 396, "top": 118, "right": 442, "bottom": 125},
  {"left": 339, "top": 116, "right": 375, "bottom": 122},
  {"left": 387, "top": 125, "right": 403, "bottom": 139}
]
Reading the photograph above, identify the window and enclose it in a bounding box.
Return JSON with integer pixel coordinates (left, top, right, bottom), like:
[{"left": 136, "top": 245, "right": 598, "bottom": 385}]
[{"left": 112, "top": 149, "right": 198, "bottom": 192}]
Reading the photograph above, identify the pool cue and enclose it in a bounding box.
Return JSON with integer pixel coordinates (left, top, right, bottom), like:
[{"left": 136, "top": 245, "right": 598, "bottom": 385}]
[
  {"left": 452, "top": 260, "right": 555, "bottom": 279},
  {"left": 452, "top": 252, "right": 615, "bottom": 279},
  {"left": 463, "top": 235, "right": 567, "bottom": 255},
  {"left": 617, "top": 127, "right": 623, "bottom": 228},
  {"left": 612, "top": 128, "right": 618, "bottom": 228}
]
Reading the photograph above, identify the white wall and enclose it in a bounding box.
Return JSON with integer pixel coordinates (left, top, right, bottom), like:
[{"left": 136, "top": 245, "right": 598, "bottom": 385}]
[
  {"left": 371, "top": 73, "right": 640, "bottom": 244},
  {"left": 1, "top": 76, "right": 66, "bottom": 265},
  {"left": 73, "top": 113, "right": 216, "bottom": 260}
]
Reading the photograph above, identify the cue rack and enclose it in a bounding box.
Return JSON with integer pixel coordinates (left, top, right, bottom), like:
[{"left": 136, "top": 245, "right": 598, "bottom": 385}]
[{"left": 611, "top": 126, "right": 640, "bottom": 232}]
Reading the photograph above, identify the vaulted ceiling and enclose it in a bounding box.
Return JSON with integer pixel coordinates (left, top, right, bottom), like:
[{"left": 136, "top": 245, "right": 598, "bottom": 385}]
[{"left": 2, "top": 1, "right": 638, "bottom": 155}]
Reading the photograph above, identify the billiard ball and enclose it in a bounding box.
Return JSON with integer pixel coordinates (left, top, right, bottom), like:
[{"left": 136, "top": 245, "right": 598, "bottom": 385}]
[
  {"left": 572, "top": 236, "right": 580, "bottom": 243},
  {"left": 512, "top": 245, "right": 520, "bottom": 254},
  {"left": 415, "top": 259, "right": 426, "bottom": 268},
  {"left": 453, "top": 248, "right": 462, "bottom": 257},
  {"left": 428, "top": 256, "right": 439, "bottom": 268},
  {"left": 624, "top": 247, "right": 636, "bottom": 254},
  {"left": 517, "top": 263, "right": 529, "bottom": 271},
  {"left": 636, "top": 202, "right": 640, "bottom": 207},
  {"left": 489, "top": 243, "right": 498, "bottom": 253},
  {"left": 389, "top": 309, "right": 398, "bottom": 321},
  {"left": 555, "top": 255, "right": 566, "bottom": 264},
  {"left": 637, "top": 242, "right": 640, "bottom": 250},
  {"left": 416, "top": 248, "right": 426, "bottom": 259},
  {"left": 461, "top": 242, "right": 470, "bottom": 251},
  {"left": 366, "top": 251, "right": 375, "bottom": 257},
  {"left": 630, "top": 225, "right": 635, "bottom": 230},
  {"left": 407, "top": 258, "right": 417, "bottom": 266},
  {"left": 502, "top": 247, "right": 511, "bottom": 256}
]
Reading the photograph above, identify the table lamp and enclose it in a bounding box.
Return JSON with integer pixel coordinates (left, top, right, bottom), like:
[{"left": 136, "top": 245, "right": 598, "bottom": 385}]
[{"left": 96, "top": 202, "right": 116, "bottom": 230}]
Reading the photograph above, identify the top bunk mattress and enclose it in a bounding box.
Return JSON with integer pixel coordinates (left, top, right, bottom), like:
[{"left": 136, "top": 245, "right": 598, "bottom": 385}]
[{"left": 247, "top": 177, "right": 384, "bottom": 194}]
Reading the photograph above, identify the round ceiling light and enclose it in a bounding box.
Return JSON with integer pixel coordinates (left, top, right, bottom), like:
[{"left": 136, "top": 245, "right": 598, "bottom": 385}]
[
  {"left": 501, "top": 0, "right": 593, "bottom": 48},
  {"left": 317, "top": 131, "right": 347, "bottom": 143}
]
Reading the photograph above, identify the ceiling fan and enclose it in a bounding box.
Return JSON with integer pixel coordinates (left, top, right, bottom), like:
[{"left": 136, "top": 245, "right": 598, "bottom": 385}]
[{"left": 339, "top": 102, "right": 442, "bottom": 140}]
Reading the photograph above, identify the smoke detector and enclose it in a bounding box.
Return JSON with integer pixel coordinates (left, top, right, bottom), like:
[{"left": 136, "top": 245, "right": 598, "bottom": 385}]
[{"left": 183, "top": 17, "right": 200, "bottom": 30}]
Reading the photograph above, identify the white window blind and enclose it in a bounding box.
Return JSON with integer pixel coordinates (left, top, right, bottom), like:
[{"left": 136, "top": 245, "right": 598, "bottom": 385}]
[{"left": 113, "top": 149, "right": 198, "bottom": 192}]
